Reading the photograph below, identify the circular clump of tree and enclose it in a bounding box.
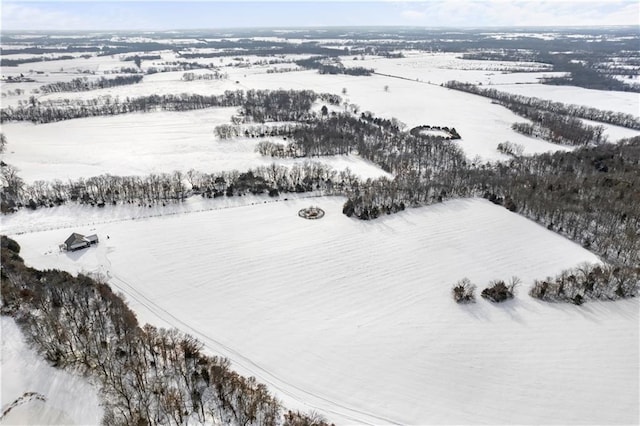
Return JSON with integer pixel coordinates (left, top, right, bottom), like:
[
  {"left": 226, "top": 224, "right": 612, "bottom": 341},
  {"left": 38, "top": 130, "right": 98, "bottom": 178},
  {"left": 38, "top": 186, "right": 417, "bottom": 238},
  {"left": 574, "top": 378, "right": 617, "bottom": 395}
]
[
  {"left": 481, "top": 277, "right": 520, "bottom": 303},
  {"left": 298, "top": 206, "right": 325, "bottom": 220},
  {"left": 452, "top": 278, "right": 476, "bottom": 303}
]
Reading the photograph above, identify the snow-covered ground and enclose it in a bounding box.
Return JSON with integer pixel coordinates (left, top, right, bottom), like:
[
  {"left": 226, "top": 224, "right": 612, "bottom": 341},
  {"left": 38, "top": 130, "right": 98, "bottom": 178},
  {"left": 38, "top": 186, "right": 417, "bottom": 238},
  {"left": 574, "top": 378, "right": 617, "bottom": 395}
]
[
  {"left": 496, "top": 83, "right": 640, "bottom": 118},
  {"left": 10, "top": 197, "right": 639, "bottom": 425},
  {"left": 341, "top": 51, "right": 559, "bottom": 85},
  {"left": 0, "top": 316, "right": 103, "bottom": 425},
  {"left": 3, "top": 41, "right": 639, "bottom": 426},
  {"left": 29, "top": 67, "right": 570, "bottom": 162},
  {"left": 10, "top": 51, "right": 634, "bottom": 165},
  {"left": 1, "top": 108, "right": 389, "bottom": 183},
  {"left": 230, "top": 70, "right": 575, "bottom": 160}
]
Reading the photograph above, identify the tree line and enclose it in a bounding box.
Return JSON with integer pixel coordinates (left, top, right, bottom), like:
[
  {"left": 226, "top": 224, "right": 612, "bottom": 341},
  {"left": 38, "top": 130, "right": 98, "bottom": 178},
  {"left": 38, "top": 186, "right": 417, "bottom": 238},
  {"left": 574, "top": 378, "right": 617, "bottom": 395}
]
[
  {"left": 541, "top": 57, "right": 640, "bottom": 93},
  {"left": 1, "top": 55, "right": 79, "bottom": 67},
  {"left": 443, "top": 80, "right": 640, "bottom": 130},
  {"left": 1, "top": 162, "right": 347, "bottom": 213},
  {"left": 472, "top": 137, "right": 640, "bottom": 266},
  {"left": 38, "top": 75, "right": 144, "bottom": 94},
  {"left": 510, "top": 115, "right": 605, "bottom": 147},
  {"left": 296, "top": 57, "right": 374, "bottom": 76},
  {"left": 529, "top": 262, "right": 639, "bottom": 304},
  {"left": 0, "top": 237, "right": 332, "bottom": 426},
  {"left": 0, "top": 89, "right": 326, "bottom": 124}
]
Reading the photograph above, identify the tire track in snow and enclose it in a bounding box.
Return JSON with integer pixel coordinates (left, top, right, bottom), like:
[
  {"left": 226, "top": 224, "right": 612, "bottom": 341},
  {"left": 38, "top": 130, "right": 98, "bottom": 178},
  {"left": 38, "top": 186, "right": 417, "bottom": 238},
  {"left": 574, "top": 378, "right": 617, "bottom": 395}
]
[{"left": 106, "top": 270, "right": 401, "bottom": 425}]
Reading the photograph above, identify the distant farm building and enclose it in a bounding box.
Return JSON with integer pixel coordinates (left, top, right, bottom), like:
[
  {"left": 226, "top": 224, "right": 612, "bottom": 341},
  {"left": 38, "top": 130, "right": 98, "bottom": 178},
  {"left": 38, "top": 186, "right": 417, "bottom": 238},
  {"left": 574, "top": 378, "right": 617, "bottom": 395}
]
[{"left": 63, "top": 233, "right": 99, "bottom": 251}]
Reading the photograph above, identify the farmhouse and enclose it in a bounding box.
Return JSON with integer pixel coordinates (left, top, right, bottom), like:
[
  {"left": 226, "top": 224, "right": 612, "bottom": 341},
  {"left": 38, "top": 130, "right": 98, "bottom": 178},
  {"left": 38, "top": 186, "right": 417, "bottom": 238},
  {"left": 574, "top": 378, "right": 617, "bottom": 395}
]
[{"left": 63, "top": 233, "right": 99, "bottom": 251}]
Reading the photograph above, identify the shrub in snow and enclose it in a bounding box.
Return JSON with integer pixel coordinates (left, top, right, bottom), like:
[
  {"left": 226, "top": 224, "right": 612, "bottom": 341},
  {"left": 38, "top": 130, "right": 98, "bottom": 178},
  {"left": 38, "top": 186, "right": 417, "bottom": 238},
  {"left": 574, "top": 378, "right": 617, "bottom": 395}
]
[
  {"left": 284, "top": 410, "right": 333, "bottom": 426},
  {"left": 481, "top": 277, "right": 520, "bottom": 303},
  {"left": 452, "top": 278, "right": 476, "bottom": 303},
  {"left": 497, "top": 141, "right": 525, "bottom": 156}
]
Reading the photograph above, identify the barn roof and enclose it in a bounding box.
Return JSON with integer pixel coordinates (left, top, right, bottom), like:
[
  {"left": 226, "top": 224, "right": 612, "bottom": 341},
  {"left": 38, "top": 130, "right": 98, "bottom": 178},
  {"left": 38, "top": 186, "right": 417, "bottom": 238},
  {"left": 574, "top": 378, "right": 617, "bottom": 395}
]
[{"left": 64, "top": 232, "right": 86, "bottom": 247}]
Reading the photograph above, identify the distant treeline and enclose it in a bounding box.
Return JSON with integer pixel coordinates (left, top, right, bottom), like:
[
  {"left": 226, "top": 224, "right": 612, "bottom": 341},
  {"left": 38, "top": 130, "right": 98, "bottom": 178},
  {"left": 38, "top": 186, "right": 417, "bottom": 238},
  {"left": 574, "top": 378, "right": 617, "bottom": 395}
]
[
  {"left": 1, "top": 55, "right": 80, "bottom": 67},
  {"left": 444, "top": 80, "right": 640, "bottom": 130},
  {"left": 296, "top": 57, "right": 374, "bottom": 76},
  {"left": 0, "top": 46, "right": 101, "bottom": 55},
  {"left": 39, "top": 75, "right": 144, "bottom": 93},
  {"left": 541, "top": 56, "right": 640, "bottom": 93},
  {"left": 179, "top": 41, "right": 346, "bottom": 59},
  {"left": 460, "top": 50, "right": 548, "bottom": 64},
  {"left": 121, "top": 54, "right": 162, "bottom": 62}
]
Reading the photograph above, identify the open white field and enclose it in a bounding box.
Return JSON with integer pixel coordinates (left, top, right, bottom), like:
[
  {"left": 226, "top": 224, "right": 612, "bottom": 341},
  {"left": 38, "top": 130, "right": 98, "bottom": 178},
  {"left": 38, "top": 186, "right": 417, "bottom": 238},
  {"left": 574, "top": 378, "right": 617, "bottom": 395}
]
[
  {"left": 11, "top": 197, "right": 638, "bottom": 425},
  {"left": 497, "top": 83, "right": 640, "bottom": 118},
  {"left": 1, "top": 108, "right": 389, "bottom": 183},
  {"left": 0, "top": 316, "right": 103, "bottom": 425},
  {"left": 341, "top": 51, "right": 560, "bottom": 85}
]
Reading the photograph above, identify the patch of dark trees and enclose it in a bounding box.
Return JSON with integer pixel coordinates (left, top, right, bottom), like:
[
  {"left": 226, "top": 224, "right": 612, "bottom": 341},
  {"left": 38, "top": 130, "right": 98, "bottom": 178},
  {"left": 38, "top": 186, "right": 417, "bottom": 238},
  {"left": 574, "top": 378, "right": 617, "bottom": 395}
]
[
  {"left": 121, "top": 54, "right": 162, "bottom": 62},
  {"left": 459, "top": 49, "right": 640, "bottom": 91},
  {"left": 452, "top": 277, "right": 519, "bottom": 304},
  {"left": 511, "top": 116, "right": 605, "bottom": 147},
  {"left": 39, "top": 75, "right": 144, "bottom": 94},
  {"left": 452, "top": 262, "right": 638, "bottom": 305},
  {"left": 296, "top": 57, "right": 374, "bottom": 76},
  {"left": 473, "top": 137, "right": 640, "bottom": 266},
  {"left": 182, "top": 71, "right": 227, "bottom": 81},
  {"left": 481, "top": 279, "right": 518, "bottom": 303},
  {"left": 540, "top": 56, "right": 640, "bottom": 93},
  {"left": 0, "top": 237, "right": 333, "bottom": 426},
  {"left": 460, "top": 50, "right": 547, "bottom": 64},
  {"left": 241, "top": 89, "right": 318, "bottom": 122},
  {"left": 530, "top": 263, "right": 639, "bottom": 304},
  {"left": 444, "top": 80, "right": 640, "bottom": 130},
  {"left": 338, "top": 132, "right": 640, "bottom": 266}
]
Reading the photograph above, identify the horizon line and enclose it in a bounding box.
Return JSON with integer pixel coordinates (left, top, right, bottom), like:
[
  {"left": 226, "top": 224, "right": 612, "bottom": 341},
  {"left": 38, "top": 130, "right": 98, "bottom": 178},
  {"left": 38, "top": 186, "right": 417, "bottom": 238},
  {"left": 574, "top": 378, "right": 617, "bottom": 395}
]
[{"left": 3, "top": 24, "right": 639, "bottom": 33}]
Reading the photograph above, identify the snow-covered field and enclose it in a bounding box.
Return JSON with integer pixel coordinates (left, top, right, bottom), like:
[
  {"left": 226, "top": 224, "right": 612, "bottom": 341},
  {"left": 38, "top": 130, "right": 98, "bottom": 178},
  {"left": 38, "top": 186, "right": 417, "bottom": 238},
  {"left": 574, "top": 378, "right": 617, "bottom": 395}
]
[
  {"left": 7, "top": 50, "right": 635, "bottom": 167},
  {"left": 3, "top": 36, "right": 639, "bottom": 426},
  {"left": 10, "top": 197, "right": 639, "bottom": 425},
  {"left": 10, "top": 67, "right": 569, "bottom": 163},
  {"left": 342, "top": 51, "right": 559, "bottom": 85},
  {"left": 1, "top": 108, "right": 389, "bottom": 183},
  {"left": 0, "top": 316, "right": 103, "bottom": 425},
  {"left": 496, "top": 83, "right": 640, "bottom": 118}
]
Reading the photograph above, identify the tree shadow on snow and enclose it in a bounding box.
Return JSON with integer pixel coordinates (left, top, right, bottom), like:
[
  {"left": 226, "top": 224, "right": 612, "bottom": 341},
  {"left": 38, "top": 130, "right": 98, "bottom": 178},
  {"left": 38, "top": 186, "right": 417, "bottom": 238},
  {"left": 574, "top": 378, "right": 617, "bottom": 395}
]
[
  {"left": 456, "top": 301, "right": 491, "bottom": 321},
  {"left": 535, "top": 296, "right": 639, "bottom": 323}
]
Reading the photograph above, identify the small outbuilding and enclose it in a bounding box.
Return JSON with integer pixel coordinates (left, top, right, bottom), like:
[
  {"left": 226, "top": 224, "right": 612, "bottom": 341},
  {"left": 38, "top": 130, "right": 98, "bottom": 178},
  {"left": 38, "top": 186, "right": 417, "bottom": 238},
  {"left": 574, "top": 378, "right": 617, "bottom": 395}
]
[{"left": 63, "top": 233, "right": 99, "bottom": 251}]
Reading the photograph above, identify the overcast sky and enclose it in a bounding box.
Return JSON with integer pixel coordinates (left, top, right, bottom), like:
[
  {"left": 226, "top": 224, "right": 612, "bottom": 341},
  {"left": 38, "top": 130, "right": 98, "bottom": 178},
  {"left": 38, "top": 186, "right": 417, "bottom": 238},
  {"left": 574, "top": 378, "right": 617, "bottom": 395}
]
[{"left": 2, "top": 1, "right": 639, "bottom": 31}]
